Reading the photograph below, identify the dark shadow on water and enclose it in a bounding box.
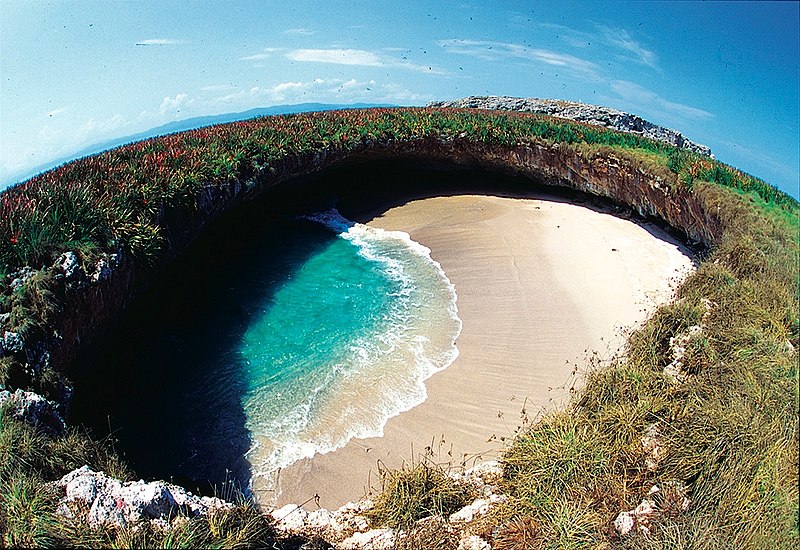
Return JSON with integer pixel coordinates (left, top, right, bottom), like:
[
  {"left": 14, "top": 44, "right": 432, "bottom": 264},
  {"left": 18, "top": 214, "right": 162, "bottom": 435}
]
[
  {"left": 69, "top": 160, "right": 697, "bottom": 496},
  {"left": 70, "top": 194, "right": 340, "bottom": 496}
]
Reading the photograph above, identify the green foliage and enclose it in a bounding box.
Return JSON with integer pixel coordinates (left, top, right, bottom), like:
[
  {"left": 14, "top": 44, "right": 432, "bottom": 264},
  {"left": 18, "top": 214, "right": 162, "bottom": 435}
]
[
  {"left": 367, "top": 459, "right": 474, "bottom": 530},
  {"left": 0, "top": 472, "right": 61, "bottom": 548},
  {"left": 495, "top": 183, "right": 799, "bottom": 548},
  {"left": 0, "top": 412, "right": 131, "bottom": 485},
  {"left": 1, "top": 107, "right": 795, "bottom": 276},
  {"left": 0, "top": 106, "right": 797, "bottom": 547}
]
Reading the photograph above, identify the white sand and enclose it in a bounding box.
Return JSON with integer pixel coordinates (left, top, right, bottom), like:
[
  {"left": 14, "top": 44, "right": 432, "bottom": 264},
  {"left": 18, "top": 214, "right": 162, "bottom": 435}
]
[{"left": 258, "top": 193, "right": 695, "bottom": 509}]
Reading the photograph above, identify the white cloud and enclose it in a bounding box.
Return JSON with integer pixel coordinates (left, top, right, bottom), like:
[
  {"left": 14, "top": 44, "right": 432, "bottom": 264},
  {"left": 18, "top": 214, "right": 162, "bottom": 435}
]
[
  {"left": 537, "top": 23, "right": 594, "bottom": 48},
  {"left": 76, "top": 113, "right": 127, "bottom": 141},
  {"left": 283, "top": 28, "right": 315, "bottom": 36},
  {"left": 610, "top": 80, "right": 713, "bottom": 121},
  {"left": 135, "top": 38, "right": 184, "bottom": 46},
  {"left": 158, "top": 93, "right": 192, "bottom": 116},
  {"left": 438, "top": 39, "right": 599, "bottom": 77},
  {"left": 239, "top": 48, "right": 280, "bottom": 61},
  {"left": 287, "top": 48, "right": 384, "bottom": 66},
  {"left": 205, "top": 76, "right": 425, "bottom": 108},
  {"left": 600, "top": 27, "right": 658, "bottom": 68},
  {"left": 273, "top": 81, "right": 306, "bottom": 94},
  {"left": 286, "top": 48, "right": 445, "bottom": 74},
  {"left": 46, "top": 107, "right": 67, "bottom": 118},
  {"left": 201, "top": 84, "right": 237, "bottom": 92}
]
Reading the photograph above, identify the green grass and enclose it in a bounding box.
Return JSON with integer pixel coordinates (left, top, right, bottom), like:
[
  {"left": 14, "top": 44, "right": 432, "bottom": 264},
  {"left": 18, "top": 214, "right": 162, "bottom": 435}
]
[
  {"left": 366, "top": 458, "right": 474, "bottom": 530},
  {"left": 0, "top": 107, "right": 797, "bottom": 548},
  {"left": 484, "top": 182, "right": 799, "bottom": 548},
  {"left": 0, "top": 408, "right": 286, "bottom": 548}
]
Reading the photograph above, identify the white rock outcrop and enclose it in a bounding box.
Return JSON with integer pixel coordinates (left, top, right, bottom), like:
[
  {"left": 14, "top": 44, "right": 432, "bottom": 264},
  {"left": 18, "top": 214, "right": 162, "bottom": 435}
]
[
  {"left": 54, "top": 466, "right": 232, "bottom": 529},
  {"left": 0, "top": 388, "right": 66, "bottom": 435},
  {"left": 429, "top": 96, "right": 713, "bottom": 156}
]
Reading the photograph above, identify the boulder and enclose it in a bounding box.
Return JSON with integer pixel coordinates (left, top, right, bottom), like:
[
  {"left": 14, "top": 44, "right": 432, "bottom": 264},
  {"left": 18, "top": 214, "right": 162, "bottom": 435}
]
[
  {"left": 0, "top": 388, "right": 66, "bottom": 435},
  {"left": 54, "top": 466, "right": 231, "bottom": 529},
  {"left": 338, "top": 528, "right": 395, "bottom": 549}
]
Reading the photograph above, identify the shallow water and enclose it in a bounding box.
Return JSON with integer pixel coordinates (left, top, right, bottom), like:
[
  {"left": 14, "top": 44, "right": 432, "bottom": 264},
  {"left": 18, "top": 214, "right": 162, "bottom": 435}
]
[{"left": 70, "top": 207, "right": 460, "bottom": 494}]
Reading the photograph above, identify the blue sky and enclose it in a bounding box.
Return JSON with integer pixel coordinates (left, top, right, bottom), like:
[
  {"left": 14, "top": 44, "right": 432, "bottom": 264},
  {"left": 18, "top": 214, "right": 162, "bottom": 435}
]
[{"left": 1, "top": 1, "right": 798, "bottom": 198}]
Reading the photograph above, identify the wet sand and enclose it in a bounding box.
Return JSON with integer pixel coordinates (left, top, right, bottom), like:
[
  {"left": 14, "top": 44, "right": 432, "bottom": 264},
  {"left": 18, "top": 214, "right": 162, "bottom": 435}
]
[{"left": 261, "top": 193, "right": 695, "bottom": 509}]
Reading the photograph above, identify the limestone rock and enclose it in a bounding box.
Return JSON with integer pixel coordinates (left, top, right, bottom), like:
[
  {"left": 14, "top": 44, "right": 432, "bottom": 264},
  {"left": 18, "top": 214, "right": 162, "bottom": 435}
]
[
  {"left": 613, "top": 510, "right": 636, "bottom": 536},
  {"left": 270, "top": 504, "right": 309, "bottom": 532},
  {"left": 451, "top": 498, "right": 490, "bottom": 524},
  {"left": 614, "top": 481, "right": 691, "bottom": 537},
  {"left": 449, "top": 460, "right": 504, "bottom": 497},
  {"left": 8, "top": 267, "right": 35, "bottom": 291},
  {"left": 664, "top": 324, "right": 703, "bottom": 382},
  {"left": 55, "top": 466, "right": 232, "bottom": 529},
  {"left": 458, "top": 534, "right": 492, "bottom": 550},
  {"left": 1, "top": 331, "right": 24, "bottom": 354},
  {"left": 429, "top": 96, "right": 712, "bottom": 156},
  {"left": 641, "top": 423, "right": 663, "bottom": 471},
  {"left": 338, "top": 528, "right": 395, "bottom": 549},
  {"left": 56, "top": 251, "right": 89, "bottom": 289},
  {"left": 0, "top": 388, "right": 66, "bottom": 435}
]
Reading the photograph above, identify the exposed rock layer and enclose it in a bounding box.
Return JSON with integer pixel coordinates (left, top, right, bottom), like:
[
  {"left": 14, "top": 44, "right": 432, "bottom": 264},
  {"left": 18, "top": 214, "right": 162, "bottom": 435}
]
[
  {"left": 0, "top": 105, "right": 744, "bottom": 546},
  {"left": 54, "top": 466, "right": 232, "bottom": 529},
  {"left": 429, "top": 96, "right": 712, "bottom": 156},
  {"left": 2, "top": 132, "right": 726, "bottom": 407}
]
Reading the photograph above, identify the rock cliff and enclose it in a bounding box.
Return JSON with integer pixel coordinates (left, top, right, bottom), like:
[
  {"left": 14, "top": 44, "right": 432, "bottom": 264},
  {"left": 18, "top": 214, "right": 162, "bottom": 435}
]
[
  {"left": 0, "top": 104, "right": 783, "bottom": 548},
  {"left": 0, "top": 131, "right": 726, "bottom": 409},
  {"left": 429, "top": 96, "right": 713, "bottom": 156}
]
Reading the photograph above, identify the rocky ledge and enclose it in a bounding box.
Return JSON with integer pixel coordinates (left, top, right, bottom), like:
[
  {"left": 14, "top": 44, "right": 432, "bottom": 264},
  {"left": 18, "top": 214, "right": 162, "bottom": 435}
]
[
  {"left": 53, "top": 466, "right": 232, "bottom": 530},
  {"left": 429, "top": 96, "right": 712, "bottom": 156}
]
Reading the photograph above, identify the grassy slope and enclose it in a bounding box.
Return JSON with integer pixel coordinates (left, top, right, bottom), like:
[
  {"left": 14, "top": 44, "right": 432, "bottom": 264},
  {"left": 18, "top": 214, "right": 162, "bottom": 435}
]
[{"left": 0, "top": 108, "right": 797, "bottom": 548}]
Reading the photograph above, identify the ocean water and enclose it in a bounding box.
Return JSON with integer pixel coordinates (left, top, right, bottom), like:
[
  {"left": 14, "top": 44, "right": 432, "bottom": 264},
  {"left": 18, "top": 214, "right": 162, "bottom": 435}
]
[
  {"left": 242, "top": 209, "right": 461, "bottom": 490},
  {"left": 70, "top": 207, "right": 460, "bottom": 495}
]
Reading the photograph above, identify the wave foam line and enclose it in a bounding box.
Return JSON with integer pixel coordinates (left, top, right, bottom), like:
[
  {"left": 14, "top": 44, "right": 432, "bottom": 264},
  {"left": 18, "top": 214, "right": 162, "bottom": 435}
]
[{"left": 248, "top": 208, "right": 462, "bottom": 491}]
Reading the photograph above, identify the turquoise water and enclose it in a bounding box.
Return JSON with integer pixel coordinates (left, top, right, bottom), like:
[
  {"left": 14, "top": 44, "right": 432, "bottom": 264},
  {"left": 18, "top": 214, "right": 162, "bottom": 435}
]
[
  {"left": 71, "top": 207, "right": 461, "bottom": 494},
  {"left": 242, "top": 209, "right": 461, "bottom": 489}
]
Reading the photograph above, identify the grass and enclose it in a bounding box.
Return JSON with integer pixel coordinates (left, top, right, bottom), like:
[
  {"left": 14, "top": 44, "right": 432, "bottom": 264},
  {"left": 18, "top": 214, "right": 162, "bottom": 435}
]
[
  {"left": 483, "top": 182, "right": 799, "bottom": 548},
  {"left": 366, "top": 458, "right": 474, "bottom": 530},
  {"left": 0, "top": 107, "right": 797, "bottom": 547},
  {"left": 0, "top": 406, "right": 288, "bottom": 548}
]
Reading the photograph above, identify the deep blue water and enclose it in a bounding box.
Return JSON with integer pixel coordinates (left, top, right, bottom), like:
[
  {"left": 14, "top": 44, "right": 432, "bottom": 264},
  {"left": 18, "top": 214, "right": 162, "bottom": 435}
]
[{"left": 71, "top": 208, "right": 460, "bottom": 494}]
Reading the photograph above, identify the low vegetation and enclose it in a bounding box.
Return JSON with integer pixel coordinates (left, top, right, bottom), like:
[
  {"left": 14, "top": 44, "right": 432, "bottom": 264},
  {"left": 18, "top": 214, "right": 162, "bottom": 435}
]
[
  {"left": 367, "top": 459, "right": 474, "bottom": 530},
  {"left": 0, "top": 107, "right": 797, "bottom": 547}
]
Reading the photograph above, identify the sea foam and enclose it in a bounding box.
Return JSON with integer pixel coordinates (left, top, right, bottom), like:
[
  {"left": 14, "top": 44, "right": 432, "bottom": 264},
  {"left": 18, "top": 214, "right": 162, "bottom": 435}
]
[{"left": 241, "top": 208, "right": 461, "bottom": 498}]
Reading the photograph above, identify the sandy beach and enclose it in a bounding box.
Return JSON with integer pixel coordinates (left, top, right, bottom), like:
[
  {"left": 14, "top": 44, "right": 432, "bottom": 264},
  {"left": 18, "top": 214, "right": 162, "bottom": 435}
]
[{"left": 261, "top": 192, "right": 695, "bottom": 510}]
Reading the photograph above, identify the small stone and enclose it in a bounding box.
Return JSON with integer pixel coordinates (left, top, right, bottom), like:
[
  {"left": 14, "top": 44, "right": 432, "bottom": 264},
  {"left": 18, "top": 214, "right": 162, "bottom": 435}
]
[
  {"left": 92, "top": 258, "right": 113, "bottom": 282},
  {"left": 0, "top": 388, "right": 66, "bottom": 435},
  {"left": 117, "top": 481, "right": 177, "bottom": 520},
  {"left": 614, "top": 510, "right": 635, "bottom": 536},
  {"left": 339, "top": 528, "right": 395, "bottom": 549},
  {"left": 307, "top": 508, "right": 343, "bottom": 534},
  {"left": 449, "top": 498, "right": 489, "bottom": 523},
  {"left": 458, "top": 534, "right": 492, "bottom": 550},
  {"left": 58, "top": 252, "right": 80, "bottom": 279},
  {"left": 271, "top": 504, "right": 308, "bottom": 532},
  {"left": 3, "top": 331, "right": 24, "bottom": 353},
  {"left": 634, "top": 498, "right": 656, "bottom": 518}
]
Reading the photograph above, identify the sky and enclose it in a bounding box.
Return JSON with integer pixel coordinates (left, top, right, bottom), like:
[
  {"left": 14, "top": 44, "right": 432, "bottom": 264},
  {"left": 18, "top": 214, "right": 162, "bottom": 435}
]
[{"left": 1, "top": 1, "right": 798, "bottom": 198}]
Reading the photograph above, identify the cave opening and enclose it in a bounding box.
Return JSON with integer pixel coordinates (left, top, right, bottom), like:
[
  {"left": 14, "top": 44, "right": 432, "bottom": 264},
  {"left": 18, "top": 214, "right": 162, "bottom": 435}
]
[{"left": 67, "top": 159, "right": 676, "bottom": 496}]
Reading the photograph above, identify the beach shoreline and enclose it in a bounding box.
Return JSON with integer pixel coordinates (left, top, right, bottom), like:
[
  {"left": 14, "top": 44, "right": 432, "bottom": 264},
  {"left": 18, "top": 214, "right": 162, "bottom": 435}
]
[{"left": 255, "top": 191, "right": 696, "bottom": 510}]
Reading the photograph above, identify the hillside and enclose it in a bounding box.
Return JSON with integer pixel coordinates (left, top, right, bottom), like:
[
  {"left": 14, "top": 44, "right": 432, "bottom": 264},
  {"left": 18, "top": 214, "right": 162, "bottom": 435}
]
[
  {"left": 0, "top": 106, "right": 797, "bottom": 548},
  {"left": 429, "top": 96, "right": 712, "bottom": 156}
]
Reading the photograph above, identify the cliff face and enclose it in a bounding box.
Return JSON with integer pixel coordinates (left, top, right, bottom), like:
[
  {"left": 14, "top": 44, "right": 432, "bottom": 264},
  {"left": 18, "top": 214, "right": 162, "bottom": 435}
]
[
  {"left": 0, "top": 133, "right": 725, "bottom": 406},
  {"left": 429, "top": 96, "right": 713, "bottom": 157}
]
